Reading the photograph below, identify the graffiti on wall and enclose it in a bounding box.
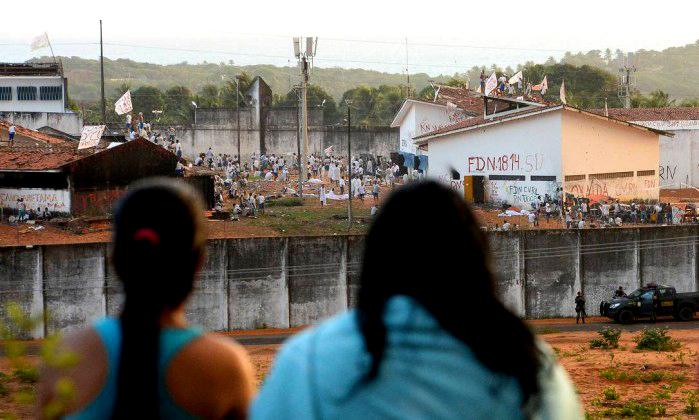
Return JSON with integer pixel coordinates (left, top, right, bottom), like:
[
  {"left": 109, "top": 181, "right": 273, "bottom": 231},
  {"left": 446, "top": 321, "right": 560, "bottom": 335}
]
[
  {"left": 486, "top": 180, "right": 559, "bottom": 208},
  {"left": 467, "top": 153, "right": 544, "bottom": 173},
  {"left": 566, "top": 177, "right": 658, "bottom": 200},
  {"left": 0, "top": 189, "right": 70, "bottom": 212}
]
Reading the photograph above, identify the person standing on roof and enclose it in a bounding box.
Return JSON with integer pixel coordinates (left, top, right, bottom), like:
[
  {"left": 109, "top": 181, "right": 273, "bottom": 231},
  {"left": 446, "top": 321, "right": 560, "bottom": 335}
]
[
  {"left": 480, "top": 69, "right": 486, "bottom": 93},
  {"left": 125, "top": 113, "right": 132, "bottom": 132},
  {"left": 8, "top": 124, "right": 15, "bottom": 143}
]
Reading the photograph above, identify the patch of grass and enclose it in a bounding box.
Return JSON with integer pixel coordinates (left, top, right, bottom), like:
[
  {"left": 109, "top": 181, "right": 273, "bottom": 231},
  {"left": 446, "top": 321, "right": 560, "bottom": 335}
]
[
  {"left": 617, "top": 401, "right": 666, "bottom": 417},
  {"left": 536, "top": 328, "right": 559, "bottom": 335},
  {"left": 0, "top": 382, "right": 7, "bottom": 397},
  {"left": 634, "top": 327, "right": 682, "bottom": 351},
  {"left": 603, "top": 387, "right": 620, "bottom": 401},
  {"left": 598, "top": 368, "right": 686, "bottom": 383},
  {"left": 589, "top": 327, "right": 621, "bottom": 349},
  {"left": 561, "top": 351, "right": 576, "bottom": 358},
  {"left": 266, "top": 198, "right": 303, "bottom": 207},
  {"left": 13, "top": 367, "right": 38, "bottom": 384},
  {"left": 655, "top": 387, "right": 671, "bottom": 399}
]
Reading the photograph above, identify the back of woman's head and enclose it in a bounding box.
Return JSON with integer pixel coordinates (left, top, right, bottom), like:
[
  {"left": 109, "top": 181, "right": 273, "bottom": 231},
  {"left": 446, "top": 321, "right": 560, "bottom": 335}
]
[
  {"left": 111, "top": 177, "right": 206, "bottom": 418},
  {"left": 358, "top": 181, "right": 542, "bottom": 411}
]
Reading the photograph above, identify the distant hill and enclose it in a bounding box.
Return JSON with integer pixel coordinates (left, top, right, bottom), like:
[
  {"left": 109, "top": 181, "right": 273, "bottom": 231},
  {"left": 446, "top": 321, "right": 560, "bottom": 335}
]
[
  {"left": 43, "top": 56, "right": 449, "bottom": 103},
  {"left": 40, "top": 39, "right": 699, "bottom": 109},
  {"left": 560, "top": 40, "right": 699, "bottom": 102}
]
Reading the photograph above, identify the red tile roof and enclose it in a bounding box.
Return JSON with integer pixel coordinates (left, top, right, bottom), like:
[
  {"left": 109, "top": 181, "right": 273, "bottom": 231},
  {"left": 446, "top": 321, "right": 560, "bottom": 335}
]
[
  {"left": 0, "top": 147, "right": 83, "bottom": 170},
  {"left": 587, "top": 107, "right": 699, "bottom": 122},
  {"left": 0, "top": 120, "right": 72, "bottom": 145}
]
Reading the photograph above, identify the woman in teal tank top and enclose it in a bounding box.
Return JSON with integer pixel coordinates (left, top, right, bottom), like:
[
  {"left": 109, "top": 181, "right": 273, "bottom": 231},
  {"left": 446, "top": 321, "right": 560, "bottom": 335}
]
[{"left": 38, "top": 178, "right": 255, "bottom": 419}]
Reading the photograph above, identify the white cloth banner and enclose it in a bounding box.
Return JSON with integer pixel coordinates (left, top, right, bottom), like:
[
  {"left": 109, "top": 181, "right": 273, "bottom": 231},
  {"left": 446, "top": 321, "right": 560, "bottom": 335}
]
[
  {"left": 508, "top": 71, "right": 523, "bottom": 86},
  {"left": 485, "top": 73, "right": 497, "bottom": 96},
  {"left": 327, "top": 191, "right": 349, "bottom": 200},
  {"left": 559, "top": 79, "right": 567, "bottom": 104},
  {"left": 114, "top": 91, "right": 133, "bottom": 115},
  {"left": 30, "top": 33, "right": 50, "bottom": 51},
  {"left": 78, "top": 125, "right": 106, "bottom": 150},
  {"left": 324, "top": 145, "right": 334, "bottom": 156}
]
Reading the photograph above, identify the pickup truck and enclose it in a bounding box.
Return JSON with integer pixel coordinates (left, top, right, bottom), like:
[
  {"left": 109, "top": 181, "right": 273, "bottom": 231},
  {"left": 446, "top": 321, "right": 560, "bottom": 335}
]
[{"left": 600, "top": 283, "right": 699, "bottom": 324}]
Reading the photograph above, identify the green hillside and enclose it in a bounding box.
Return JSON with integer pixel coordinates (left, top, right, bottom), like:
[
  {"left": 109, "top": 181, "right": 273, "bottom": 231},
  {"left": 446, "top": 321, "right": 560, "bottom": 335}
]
[{"left": 38, "top": 56, "right": 449, "bottom": 103}]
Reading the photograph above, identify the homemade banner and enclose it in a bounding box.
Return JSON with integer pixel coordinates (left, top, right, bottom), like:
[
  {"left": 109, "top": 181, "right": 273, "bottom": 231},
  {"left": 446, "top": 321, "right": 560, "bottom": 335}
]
[
  {"left": 560, "top": 79, "right": 567, "bottom": 104},
  {"left": 114, "top": 91, "right": 133, "bottom": 115},
  {"left": 78, "top": 125, "right": 106, "bottom": 150},
  {"left": 484, "top": 72, "right": 497, "bottom": 96},
  {"left": 324, "top": 145, "right": 334, "bottom": 156}
]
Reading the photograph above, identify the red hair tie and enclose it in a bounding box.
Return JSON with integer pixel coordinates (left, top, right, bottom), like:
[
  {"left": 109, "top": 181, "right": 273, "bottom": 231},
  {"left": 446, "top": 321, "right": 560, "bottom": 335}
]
[{"left": 133, "top": 228, "right": 160, "bottom": 245}]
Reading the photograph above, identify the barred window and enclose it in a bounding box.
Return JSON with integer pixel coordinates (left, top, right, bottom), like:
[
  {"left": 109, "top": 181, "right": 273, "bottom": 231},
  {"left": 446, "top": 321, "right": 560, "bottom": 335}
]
[
  {"left": 531, "top": 175, "right": 557, "bottom": 181},
  {"left": 589, "top": 171, "right": 634, "bottom": 180},
  {"left": 0, "top": 87, "right": 10, "bottom": 101},
  {"left": 489, "top": 175, "right": 525, "bottom": 181},
  {"left": 39, "top": 86, "right": 62, "bottom": 101},
  {"left": 565, "top": 174, "right": 586, "bottom": 182},
  {"left": 17, "top": 86, "right": 37, "bottom": 101},
  {"left": 637, "top": 170, "right": 655, "bottom": 177}
]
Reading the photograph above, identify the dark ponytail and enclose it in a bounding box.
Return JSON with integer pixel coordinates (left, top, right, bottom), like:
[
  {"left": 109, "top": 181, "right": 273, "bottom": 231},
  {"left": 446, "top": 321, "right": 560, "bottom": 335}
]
[
  {"left": 111, "top": 178, "right": 206, "bottom": 418},
  {"left": 357, "top": 181, "right": 542, "bottom": 412}
]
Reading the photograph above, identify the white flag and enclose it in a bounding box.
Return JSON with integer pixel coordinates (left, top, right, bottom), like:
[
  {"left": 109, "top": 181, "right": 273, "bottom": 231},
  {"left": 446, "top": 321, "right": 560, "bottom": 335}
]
[
  {"left": 508, "top": 71, "right": 523, "bottom": 85},
  {"left": 559, "top": 79, "right": 567, "bottom": 105},
  {"left": 324, "top": 145, "right": 334, "bottom": 156},
  {"left": 114, "top": 91, "right": 133, "bottom": 115},
  {"left": 484, "top": 72, "right": 497, "bottom": 96},
  {"left": 78, "top": 125, "right": 106, "bottom": 150},
  {"left": 30, "top": 33, "right": 50, "bottom": 51}
]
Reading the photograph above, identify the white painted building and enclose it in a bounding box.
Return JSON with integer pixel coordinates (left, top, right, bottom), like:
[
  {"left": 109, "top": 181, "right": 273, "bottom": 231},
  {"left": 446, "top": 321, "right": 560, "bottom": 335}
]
[
  {"left": 415, "top": 105, "right": 665, "bottom": 209},
  {"left": 0, "top": 63, "right": 82, "bottom": 136},
  {"left": 599, "top": 108, "right": 699, "bottom": 189},
  {"left": 390, "top": 86, "right": 483, "bottom": 155},
  {"left": 0, "top": 63, "right": 67, "bottom": 113}
]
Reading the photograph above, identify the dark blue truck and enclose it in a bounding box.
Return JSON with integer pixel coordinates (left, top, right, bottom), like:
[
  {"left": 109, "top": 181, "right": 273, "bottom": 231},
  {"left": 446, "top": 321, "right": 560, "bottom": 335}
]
[{"left": 600, "top": 283, "right": 699, "bottom": 324}]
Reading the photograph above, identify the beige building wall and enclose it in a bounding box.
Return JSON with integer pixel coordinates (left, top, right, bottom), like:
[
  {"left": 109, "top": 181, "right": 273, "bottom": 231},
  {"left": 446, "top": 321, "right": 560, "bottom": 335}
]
[{"left": 561, "top": 110, "right": 660, "bottom": 202}]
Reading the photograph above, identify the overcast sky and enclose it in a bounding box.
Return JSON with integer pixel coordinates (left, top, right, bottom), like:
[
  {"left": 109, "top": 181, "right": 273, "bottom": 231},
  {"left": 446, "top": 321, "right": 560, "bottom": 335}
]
[{"left": 2, "top": 0, "right": 698, "bottom": 74}]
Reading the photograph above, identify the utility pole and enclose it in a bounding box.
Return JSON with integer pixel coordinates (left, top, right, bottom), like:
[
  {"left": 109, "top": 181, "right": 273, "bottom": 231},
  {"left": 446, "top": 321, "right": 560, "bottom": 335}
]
[
  {"left": 295, "top": 87, "right": 303, "bottom": 198},
  {"left": 292, "top": 36, "right": 317, "bottom": 182},
  {"left": 404, "top": 37, "right": 411, "bottom": 98},
  {"left": 346, "top": 100, "right": 353, "bottom": 230},
  {"left": 236, "top": 76, "right": 241, "bottom": 166},
  {"left": 617, "top": 51, "right": 637, "bottom": 109},
  {"left": 99, "top": 20, "right": 106, "bottom": 125}
]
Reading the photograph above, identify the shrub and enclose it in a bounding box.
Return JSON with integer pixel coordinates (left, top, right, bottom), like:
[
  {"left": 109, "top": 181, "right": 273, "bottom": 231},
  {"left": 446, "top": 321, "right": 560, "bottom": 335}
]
[
  {"left": 266, "top": 198, "right": 303, "bottom": 207},
  {"left": 590, "top": 327, "right": 621, "bottom": 349},
  {"left": 13, "top": 366, "right": 38, "bottom": 384},
  {"left": 603, "top": 387, "right": 620, "bottom": 400},
  {"left": 685, "top": 390, "right": 698, "bottom": 414},
  {"left": 634, "top": 327, "right": 681, "bottom": 351},
  {"left": 618, "top": 401, "right": 665, "bottom": 417}
]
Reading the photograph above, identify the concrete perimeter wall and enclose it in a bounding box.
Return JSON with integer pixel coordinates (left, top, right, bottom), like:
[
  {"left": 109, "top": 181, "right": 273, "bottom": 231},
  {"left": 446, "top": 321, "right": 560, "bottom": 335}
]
[{"left": 1, "top": 226, "right": 698, "bottom": 338}]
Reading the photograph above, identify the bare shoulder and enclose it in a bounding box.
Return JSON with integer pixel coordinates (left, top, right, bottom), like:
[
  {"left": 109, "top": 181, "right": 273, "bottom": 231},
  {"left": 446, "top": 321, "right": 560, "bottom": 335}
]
[
  {"left": 167, "top": 333, "right": 255, "bottom": 418},
  {"left": 38, "top": 326, "right": 108, "bottom": 415}
]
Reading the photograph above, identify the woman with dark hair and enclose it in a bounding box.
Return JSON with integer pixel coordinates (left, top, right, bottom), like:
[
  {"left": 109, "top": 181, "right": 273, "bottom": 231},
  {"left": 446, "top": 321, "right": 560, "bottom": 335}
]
[
  {"left": 38, "top": 178, "right": 254, "bottom": 419},
  {"left": 252, "top": 181, "right": 581, "bottom": 419}
]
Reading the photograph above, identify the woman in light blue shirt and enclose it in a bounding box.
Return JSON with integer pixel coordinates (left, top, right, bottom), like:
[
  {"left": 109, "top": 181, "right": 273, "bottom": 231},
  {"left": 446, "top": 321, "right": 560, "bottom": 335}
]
[{"left": 252, "top": 181, "right": 582, "bottom": 419}]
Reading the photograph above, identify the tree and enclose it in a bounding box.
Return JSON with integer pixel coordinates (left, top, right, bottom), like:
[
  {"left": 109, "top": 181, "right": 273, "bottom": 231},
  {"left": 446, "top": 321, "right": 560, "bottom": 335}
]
[
  {"left": 221, "top": 71, "right": 253, "bottom": 107},
  {"left": 521, "top": 63, "right": 618, "bottom": 108},
  {"left": 276, "top": 84, "right": 339, "bottom": 124},
  {"left": 164, "top": 85, "right": 194, "bottom": 124},
  {"left": 131, "top": 85, "right": 165, "bottom": 122},
  {"left": 631, "top": 90, "right": 676, "bottom": 108},
  {"left": 338, "top": 84, "right": 406, "bottom": 126},
  {"left": 196, "top": 83, "right": 221, "bottom": 108}
]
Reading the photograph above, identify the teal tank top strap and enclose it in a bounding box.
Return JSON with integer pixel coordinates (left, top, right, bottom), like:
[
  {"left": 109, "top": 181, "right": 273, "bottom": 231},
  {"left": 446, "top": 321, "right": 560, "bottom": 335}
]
[
  {"left": 64, "top": 317, "right": 121, "bottom": 420},
  {"left": 157, "top": 326, "right": 204, "bottom": 419}
]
